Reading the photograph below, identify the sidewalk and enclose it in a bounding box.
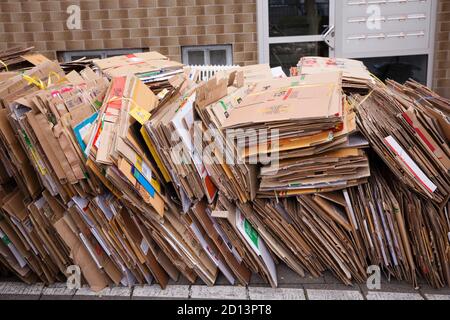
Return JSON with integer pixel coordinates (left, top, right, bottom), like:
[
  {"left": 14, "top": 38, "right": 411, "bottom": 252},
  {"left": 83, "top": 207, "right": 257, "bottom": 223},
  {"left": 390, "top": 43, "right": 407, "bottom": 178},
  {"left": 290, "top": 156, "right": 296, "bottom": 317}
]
[{"left": 1, "top": 265, "right": 449, "bottom": 300}]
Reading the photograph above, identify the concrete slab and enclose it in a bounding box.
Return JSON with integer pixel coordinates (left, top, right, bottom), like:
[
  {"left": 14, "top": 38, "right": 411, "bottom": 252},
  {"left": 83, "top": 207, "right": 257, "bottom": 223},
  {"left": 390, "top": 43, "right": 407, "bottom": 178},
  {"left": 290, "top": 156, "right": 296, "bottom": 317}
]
[
  {"left": 365, "top": 291, "right": 423, "bottom": 300},
  {"left": 0, "top": 282, "right": 44, "bottom": 300},
  {"left": 248, "top": 287, "right": 306, "bottom": 300},
  {"left": 306, "top": 288, "right": 364, "bottom": 300},
  {"left": 190, "top": 285, "right": 247, "bottom": 300},
  {"left": 74, "top": 285, "right": 132, "bottom": 300},
  {"left": 418, "top": 283, "right": 450, "bottom": 297},
  {"left": 424, "top": 294, "right": 450, "bottom": 300},
  {"left": 41, "top": 283, "right": 76, "bottom": 300},
  {"left": 132, "top": 284, "right": 190, "bottom": 300}
]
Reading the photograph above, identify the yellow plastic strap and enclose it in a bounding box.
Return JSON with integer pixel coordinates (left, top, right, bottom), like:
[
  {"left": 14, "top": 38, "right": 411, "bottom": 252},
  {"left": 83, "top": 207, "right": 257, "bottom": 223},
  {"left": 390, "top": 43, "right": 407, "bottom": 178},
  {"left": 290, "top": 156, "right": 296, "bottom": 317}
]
[
  {"left": 0, "top": 60, "right": 9, "bottom": 72},
  {"left": 369, "top": 72, "right": 387, "bottom": 88},
  {"left": 47, "top": 71, "right": 61, "bottom": 87},
  {"left": 22, "top": 75, "right": 46, "bottom": 90},
  {"left": 354, "top": 90, "right": 375, "bottom": 110},
  {"left": 106, "top": 96, "right": 151, "bottom": 125}
]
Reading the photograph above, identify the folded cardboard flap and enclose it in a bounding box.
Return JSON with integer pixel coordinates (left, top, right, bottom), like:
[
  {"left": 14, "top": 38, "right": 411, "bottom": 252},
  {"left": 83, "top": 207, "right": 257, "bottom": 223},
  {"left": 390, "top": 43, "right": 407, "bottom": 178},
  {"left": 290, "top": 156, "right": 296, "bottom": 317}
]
[
  {"left": 53, "top": 217, "right": 109, "bottom": 292},
  {"left": 2, "top": 189, "right": 29, "bottom": 221},
  {"left": 21, "top": 54, "right": 51, "bottom": 67},
  {"left": 196, "top": 76, "right": 228, "bottom": 109}
]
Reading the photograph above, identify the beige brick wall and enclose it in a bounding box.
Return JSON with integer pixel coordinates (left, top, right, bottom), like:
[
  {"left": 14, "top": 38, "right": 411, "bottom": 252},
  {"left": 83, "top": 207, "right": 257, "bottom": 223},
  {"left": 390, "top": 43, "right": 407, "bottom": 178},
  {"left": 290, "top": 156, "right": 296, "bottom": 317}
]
[
  {"left": 1, "top": 1, "right": 448, "bottom": 97},
  {"left": 433, "top": 0, "right": 450, "bottom": 98},
  {"left": 0, "top": 0, "right": 258, "bottom": 66}
]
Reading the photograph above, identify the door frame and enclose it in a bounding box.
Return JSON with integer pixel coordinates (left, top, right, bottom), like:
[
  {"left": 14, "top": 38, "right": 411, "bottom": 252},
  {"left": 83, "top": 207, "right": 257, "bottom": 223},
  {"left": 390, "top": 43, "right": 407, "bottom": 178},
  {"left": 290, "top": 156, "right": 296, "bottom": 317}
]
[
  {"left": 257, "top": 0, "right": 436, "bottom": 87},
  {"left": 257, "top": 0, "right": 336, "bottom": 64}
]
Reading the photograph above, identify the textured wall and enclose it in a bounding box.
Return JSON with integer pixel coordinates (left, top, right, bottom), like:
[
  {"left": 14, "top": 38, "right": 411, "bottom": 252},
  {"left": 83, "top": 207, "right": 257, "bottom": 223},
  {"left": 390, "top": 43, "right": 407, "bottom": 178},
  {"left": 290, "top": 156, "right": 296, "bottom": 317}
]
[
  {"left": 0, "top": 0, "right": 258, "bottom": 66},
  {"left": 0, "top": 0, "right": 448, "bottom": 97},
  {"left": 433, "top": 0, "right": 450, "bottom": 98}
]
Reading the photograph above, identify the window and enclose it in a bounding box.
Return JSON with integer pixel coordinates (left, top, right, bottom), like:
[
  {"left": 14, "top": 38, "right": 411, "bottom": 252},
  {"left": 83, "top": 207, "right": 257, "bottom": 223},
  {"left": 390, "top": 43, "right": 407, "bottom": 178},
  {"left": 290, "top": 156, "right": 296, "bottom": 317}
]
[
  {"left": 59, "top": 48, "right": 146, "bottom": 62},
  {"left": 258, "top": 0, "right": 333, "bottom": 70},
  {"left": 357, "top": 55, "right": 429, "bottom": 85},
  {"left": 269, "top": 0, "right": 330, "bottom": 37},
  {"left": 182, "top": 45, "right": 233, "bottom": 66}
]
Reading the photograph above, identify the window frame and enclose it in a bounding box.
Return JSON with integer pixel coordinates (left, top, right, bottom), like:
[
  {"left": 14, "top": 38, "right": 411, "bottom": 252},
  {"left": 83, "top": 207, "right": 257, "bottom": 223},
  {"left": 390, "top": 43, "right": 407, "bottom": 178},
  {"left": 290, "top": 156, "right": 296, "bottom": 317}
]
[
  {"left": 182, "top": 45, "right": 233, "bottom": 66},
  {"left": 60, "top": 48, "right": 146, "bottom": 62},
  {"left": 257, "top": 0, "right": 336, "bottom": 64}
]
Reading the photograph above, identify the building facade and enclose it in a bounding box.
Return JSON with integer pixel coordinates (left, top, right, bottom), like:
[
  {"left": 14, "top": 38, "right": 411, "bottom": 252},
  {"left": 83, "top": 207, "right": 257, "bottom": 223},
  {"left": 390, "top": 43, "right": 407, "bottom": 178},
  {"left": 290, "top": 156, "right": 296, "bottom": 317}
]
[{"left": 0, "top": 0, "right": 449, "bottom": 97}]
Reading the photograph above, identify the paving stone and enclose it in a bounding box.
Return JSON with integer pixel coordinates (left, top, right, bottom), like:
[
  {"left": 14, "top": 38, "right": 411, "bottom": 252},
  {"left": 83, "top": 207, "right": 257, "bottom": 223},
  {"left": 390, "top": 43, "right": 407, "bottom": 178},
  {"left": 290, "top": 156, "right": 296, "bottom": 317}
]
[
  {"left": 132, "top": 284, "right": 189, "bottom": 300},
  {"left": 358, "top": 281, "right": 420, "bottom": 295},
  {"left": 418, "top": 283, "right": 450, "bottom": 296},
  {"left": 419, "top": 284, "right": 450, "bottom": 300},
  {"left": 190, "top": 285, "right": 247, "bottom": 300},
  {"left": 73, "top": 285, "right": 131, "bottom": 300},
  {"left": 41, "top": 283, "right": 76, "bottom": 300},
  {"left": 306, "top": 288, "right": 364, "bottom": 300},
  {"left": 424, "top": 294, "right": 450, "bottom": 300},
  {"left": 248, "top": 287, "right": 306, "bottom": 300},
  {"left": 365, "top": 291, "right": 423, "bottom": 300},
  {"left": 0, "top": 282, "right": 44, "bottom": 300}
]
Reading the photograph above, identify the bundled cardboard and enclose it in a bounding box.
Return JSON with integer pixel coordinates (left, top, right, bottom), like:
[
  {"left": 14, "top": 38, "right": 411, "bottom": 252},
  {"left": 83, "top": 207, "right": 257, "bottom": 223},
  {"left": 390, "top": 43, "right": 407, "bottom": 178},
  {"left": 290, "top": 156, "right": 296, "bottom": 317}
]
[
  {"left": 346, "top": 160, "right": 449, "bottom": 288},
  {"left": 353, "top": 80, "right": 450, "bottom": 204},
  {"left": 0, "top": 47, "right": 35, "bottom": 72},
  {"left": 220, "top": 72, "right": 370, "bottom": 197},
  {"left": 0, "top": 50, "right": 448, "bottom": 291},
  {"left": 94, "top": 52, "right": 184, "bottom": 94},
  {"left": 194, "top": 71, "right": 258, "bottom": 203},
  {"left": 296, "top": 56, "right": 372, "bottom": 93}
]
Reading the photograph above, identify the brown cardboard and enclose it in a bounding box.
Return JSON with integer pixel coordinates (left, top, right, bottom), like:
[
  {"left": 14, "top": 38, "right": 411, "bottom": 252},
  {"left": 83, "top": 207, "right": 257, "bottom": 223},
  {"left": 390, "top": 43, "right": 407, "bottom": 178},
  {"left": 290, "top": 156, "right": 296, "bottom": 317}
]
[
  {"left": 2, "top": 189, "right": 29, "bottom": 222},
  {"left": 54, "top": 217, "right": 109, "bottom": 292},
  {"left": 0, "top": 109, "right": 41, "bottom": 197},
  {"left": 192, "top": 201, "right": 251, "bottom": 285},
  {"left": 223, "top": 72, "right": 343, "bottom": 130},
  {"left": 21, "top": 54, "right": 51, "bottom": 66}
]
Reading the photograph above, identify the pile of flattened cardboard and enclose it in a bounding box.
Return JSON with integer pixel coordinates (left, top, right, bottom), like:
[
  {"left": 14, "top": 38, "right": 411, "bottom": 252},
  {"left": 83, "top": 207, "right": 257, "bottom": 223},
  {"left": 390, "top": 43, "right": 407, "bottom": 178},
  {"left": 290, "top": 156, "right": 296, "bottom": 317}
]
[
  {"left": 0, "top": 51, "right": 448, "bottom": 292},
  {"left": 222, "top": 72, "right": 370, "bottom": 198},
  {"left": 295, "top": 56, "right": 373, "bottom": 93},
  {"left": 0, "top": 47, "right": 35, "bottom": 72}
]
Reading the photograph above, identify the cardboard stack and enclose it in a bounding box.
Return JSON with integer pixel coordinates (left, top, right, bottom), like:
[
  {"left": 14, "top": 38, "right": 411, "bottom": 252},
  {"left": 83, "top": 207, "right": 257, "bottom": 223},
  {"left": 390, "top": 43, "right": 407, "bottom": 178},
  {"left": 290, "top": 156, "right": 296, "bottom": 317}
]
[
  {"left": 222, "top": 72, "right": 370, "bottom": 198},
  {"left": 0, "top": 47, "right": 35, "bottom": 72},
  {"left": 194, "top": 71, "right": 262, "bottom": 204},
  {"left": 0, "top": 51, "right": 448, "bottom": 291},
  {"left": 143, "top": 74, "right": 218, "bottom": 209},
  {"left": 296, "top": 56, "right": 373, "bottom": 93},
  {"left": 93, "top": 52, "right": 184, "bottom": 95},
  {"left": 353, "top": 80, "right": 450, "bottom": 204}
]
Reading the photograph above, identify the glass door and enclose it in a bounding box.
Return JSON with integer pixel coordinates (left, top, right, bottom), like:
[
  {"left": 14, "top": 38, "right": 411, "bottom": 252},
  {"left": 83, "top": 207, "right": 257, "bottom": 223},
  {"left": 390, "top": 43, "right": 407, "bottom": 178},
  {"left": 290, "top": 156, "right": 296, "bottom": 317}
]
[{"left": 258, "top": 0, "right": 335, "bottom": 73}]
